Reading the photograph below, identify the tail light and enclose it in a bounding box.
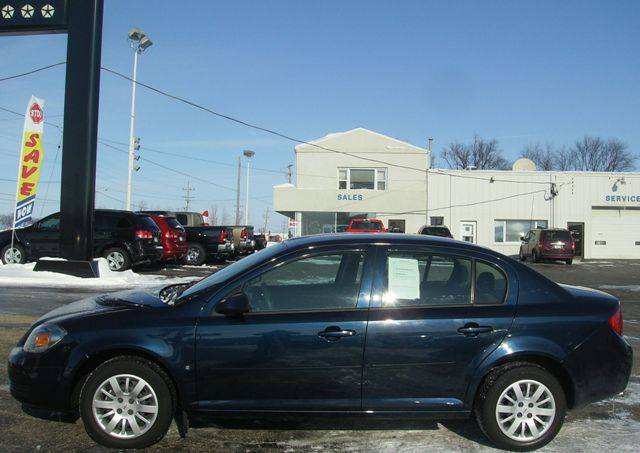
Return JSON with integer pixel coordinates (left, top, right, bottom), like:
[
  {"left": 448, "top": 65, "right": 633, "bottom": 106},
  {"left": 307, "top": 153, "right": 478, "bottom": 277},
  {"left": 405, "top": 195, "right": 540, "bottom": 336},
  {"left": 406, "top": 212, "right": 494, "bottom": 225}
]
[
  {"left": 608, "top": 308, "right": 623, "bottom": 336},
  {"left": 241, "top": 227, "right": 247, "bottom": 239},
  {"left": 135, "top": 229, "right": 153, "bottom": 239},
  {"left": 165, "top": 230, "right": 181, "bottom": 240},
  {"left": 219, "top": 229, "right": 228, "bottom": 242},
  {"left": 571, "top": 240, "right": 576, "bottom": 250}
]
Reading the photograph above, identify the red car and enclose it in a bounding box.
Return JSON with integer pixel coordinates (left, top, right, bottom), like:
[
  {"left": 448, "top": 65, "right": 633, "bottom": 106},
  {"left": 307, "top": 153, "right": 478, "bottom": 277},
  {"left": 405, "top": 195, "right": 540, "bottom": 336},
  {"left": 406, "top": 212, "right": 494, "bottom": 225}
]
[
  {"left": 519, "top": 228, "right": 575, "bottom": 264},
  {"left": 147, "top": 214, "right": 187, "bottom": 262},
  {"left": 345, "top": 218, "right": 387, "bottom": 233}
]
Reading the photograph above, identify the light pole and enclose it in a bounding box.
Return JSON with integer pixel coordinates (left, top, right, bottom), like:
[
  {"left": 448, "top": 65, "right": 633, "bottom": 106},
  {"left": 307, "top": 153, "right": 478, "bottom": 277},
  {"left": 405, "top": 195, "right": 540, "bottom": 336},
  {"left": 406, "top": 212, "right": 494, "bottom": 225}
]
[
  {"left": 126, "top": 28, "right": 152, "bottom": 210},
  {"left": 243, "top": 149, "right": 255, "bottom": 225},
  {"left": 425, "top": 138, "right": 433, "bottom": 224}
]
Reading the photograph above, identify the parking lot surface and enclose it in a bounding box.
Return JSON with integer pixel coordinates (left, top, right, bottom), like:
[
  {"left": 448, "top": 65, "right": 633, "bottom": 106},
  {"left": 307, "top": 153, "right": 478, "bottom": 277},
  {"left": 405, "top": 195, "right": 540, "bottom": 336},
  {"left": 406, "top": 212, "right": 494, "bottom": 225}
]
[{"left": 0, "top": 259, "right": 638, "bottom": 452}]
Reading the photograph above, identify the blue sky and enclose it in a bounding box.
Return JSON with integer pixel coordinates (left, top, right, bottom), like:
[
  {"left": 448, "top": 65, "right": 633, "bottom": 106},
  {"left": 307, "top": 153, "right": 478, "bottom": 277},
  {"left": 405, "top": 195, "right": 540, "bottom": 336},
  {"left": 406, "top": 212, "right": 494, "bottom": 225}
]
[{"left": 1, "top": 0, "right": 638, "bottom": 229}]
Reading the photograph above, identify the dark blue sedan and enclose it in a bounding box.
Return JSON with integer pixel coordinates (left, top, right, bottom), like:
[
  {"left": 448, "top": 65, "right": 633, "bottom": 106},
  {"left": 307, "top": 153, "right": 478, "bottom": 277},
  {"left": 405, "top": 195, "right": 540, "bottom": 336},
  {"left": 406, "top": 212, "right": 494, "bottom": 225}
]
[{"left": 8, "top": 234, "right": 632, "bottom": 450}]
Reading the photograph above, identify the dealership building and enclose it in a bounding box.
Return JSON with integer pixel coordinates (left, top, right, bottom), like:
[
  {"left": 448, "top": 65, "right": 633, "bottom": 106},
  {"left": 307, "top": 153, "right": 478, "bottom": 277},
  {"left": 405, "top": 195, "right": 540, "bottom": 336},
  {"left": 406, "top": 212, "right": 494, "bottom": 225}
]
[{"left": 273, "top": 128, "right": 640, "bottom": 259}]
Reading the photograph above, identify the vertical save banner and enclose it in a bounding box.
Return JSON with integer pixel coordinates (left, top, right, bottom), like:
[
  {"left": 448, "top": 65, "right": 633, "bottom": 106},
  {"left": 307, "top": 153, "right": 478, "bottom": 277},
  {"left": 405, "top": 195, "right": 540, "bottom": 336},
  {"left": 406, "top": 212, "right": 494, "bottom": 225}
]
[{"left": 13, "top": 96, "right": 45, "bottom": 228}]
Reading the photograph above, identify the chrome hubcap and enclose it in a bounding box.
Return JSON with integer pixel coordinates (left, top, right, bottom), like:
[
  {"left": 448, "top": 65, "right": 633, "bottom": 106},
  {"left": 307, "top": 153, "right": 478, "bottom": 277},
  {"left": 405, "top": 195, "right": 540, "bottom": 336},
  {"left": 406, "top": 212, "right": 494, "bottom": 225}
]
[
  {"left": 3, "top": 247, "right": 21, "bottom": 263},
  {"left": 92, "top": 374, "right": 158, "bottom": 439},
  {"left": 106, "top": 252, "right": 125, "bottom": 270},
  {"left": 187, "top": 248, "right": 199, "bottom": 263},
  {"left": 496, "top": 379, "right": 556, "bottom": 442}
]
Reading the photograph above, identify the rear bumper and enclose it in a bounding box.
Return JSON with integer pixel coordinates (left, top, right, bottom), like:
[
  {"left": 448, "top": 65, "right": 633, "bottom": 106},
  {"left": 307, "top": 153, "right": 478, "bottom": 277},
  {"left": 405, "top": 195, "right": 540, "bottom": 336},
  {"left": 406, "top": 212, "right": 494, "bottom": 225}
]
[
  {"left": 539, "top": 249, "right": 574, "bottom": 259},
  {"left": 563, "top": 325, "right": 632, "bottom": 408},
  {"left": 162, "top": 241, "right": 187, "bottom": 260}
]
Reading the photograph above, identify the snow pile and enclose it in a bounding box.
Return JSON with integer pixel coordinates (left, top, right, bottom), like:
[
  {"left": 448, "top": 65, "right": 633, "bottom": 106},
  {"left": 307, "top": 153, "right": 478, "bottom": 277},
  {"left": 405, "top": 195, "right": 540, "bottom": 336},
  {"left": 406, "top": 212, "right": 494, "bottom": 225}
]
[{"left": 0, "top": 258, "right": 199, "bottom": 289}]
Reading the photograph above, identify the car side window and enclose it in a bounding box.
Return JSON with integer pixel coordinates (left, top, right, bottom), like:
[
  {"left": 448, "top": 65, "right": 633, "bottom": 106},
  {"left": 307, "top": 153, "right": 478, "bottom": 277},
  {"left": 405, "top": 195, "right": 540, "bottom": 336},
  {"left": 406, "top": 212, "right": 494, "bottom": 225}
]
[
  {"left": 38, "top": 214, "right": 60, "bottom": 231},
  {"left": 383, "top": 252, "right": 471, "bottom": 307},
  {"left": 475, "top": 261, "right": 507, "bottom": 305},
  {"left": 242, "top": 251, "right": 365, "bottom": 313}
]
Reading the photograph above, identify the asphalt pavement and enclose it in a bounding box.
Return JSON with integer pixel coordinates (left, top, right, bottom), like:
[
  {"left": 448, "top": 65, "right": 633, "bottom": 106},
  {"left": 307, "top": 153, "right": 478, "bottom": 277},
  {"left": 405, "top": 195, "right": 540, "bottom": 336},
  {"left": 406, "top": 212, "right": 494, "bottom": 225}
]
[{"left": 0, "top": 258, "right": 638, "bottom": 451}]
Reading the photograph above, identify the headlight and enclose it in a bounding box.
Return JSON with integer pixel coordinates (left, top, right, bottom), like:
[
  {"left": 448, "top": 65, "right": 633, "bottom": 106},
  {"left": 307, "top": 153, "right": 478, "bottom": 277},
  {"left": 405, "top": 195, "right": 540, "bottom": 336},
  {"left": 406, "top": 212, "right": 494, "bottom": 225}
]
[{"left": 23, "top": 324, "right": 67, "bottom": 353}]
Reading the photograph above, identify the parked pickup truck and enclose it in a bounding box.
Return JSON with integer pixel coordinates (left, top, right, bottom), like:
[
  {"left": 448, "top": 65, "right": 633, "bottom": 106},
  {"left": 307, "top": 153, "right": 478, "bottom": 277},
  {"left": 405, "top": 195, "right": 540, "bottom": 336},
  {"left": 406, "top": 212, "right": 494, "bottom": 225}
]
[
  {"left": 223, "top": 225, "right": 255, "bottom": 256},
  {"left": 140, "top": 211, "right": 234, "bottom": 265}
]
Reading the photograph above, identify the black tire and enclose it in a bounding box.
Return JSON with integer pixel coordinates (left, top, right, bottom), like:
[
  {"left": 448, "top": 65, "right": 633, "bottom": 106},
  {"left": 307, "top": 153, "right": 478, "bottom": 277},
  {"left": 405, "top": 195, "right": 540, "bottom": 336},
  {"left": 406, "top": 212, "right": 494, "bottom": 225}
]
[
  {"left": 183, "top": 242, "right": 206, "bottom": 266},
  {"left": 1, "top": 243, "right": 27, "bottom": 264},
  {"left": 475, "top": 363, "right": 566, "bottom": 451},
  {"left": 518, "top": 248, "right": 526, "bottom": 262},
  {"left": 565, "top": 259, "right": 573, "bottom": 265},
  {"left": 79, "top": 356, "right": 175, "bottom": 449},
  {"left": 532, "top": 250, "right": 540, "bottom": 263},
  {"left": 103, "top": 247, "right": 131, "bottom": 272}
]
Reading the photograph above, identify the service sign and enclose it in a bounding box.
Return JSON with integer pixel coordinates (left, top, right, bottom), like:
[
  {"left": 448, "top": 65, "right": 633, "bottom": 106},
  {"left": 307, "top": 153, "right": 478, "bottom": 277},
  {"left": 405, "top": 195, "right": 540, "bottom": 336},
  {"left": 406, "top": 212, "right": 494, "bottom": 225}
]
[
  {"left": 0, "top": 1, "right": 67, "bottom": 35},
  {"left": 14, "top": 95, "right": 45, "bottom": 228}
]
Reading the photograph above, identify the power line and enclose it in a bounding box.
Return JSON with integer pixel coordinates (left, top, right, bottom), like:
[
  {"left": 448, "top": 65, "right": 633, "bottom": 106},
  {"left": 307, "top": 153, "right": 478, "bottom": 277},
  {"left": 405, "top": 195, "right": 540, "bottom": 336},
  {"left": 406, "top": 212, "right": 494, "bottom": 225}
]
[{"left": 0, "top": 61, "right": 66, "bottom": 82}]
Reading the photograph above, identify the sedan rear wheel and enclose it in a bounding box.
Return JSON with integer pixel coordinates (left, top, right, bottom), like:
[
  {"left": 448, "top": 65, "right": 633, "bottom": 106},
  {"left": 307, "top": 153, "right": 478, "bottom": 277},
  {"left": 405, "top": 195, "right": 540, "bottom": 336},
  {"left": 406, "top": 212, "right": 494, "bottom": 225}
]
[
  {"left": 80, "top": 357, "right": 173, "bottom": 449},
  {"left": 476, "top": 364, "right": 566, "bottom": 451}
]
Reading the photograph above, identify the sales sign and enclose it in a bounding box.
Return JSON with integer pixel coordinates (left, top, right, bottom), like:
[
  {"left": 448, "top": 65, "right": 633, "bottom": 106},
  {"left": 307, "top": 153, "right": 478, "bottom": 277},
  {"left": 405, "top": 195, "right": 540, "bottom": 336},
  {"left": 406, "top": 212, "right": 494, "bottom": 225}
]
[{"left": 14, "top": 95, "right": 45, "bottom": 228}]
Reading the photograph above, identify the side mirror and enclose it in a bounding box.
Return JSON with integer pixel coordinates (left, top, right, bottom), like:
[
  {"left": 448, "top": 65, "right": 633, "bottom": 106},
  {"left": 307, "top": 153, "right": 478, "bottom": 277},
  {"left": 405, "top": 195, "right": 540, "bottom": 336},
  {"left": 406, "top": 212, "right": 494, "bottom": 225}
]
[
  {"left": 215, "top": 291, "right": 250, "bottom": 317},
  {"left": 520, "top": 236, "right": 525, "bottom": 241}
]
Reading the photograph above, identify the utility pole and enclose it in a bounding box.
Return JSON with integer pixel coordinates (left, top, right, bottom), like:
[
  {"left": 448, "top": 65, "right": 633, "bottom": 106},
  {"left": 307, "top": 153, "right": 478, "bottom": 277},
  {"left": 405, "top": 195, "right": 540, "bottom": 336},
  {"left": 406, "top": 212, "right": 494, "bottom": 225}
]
[
  {"left": 262, "top": 206, "right": 270, "bottom": 234},
  {"left": 425, "top": 138, "right": 433, "bottom": 224},
  {"left": 234, "top": 156, "right": 241, "bottom": 224},
  {"left": 286, "top": 164, "right": 293, "bottom": 183},
  {"left": 182, "top": 181, "right": 195, "bottom": 211},
  {"left": 243, "top": 149, "right": 255, "bottom": 225}
]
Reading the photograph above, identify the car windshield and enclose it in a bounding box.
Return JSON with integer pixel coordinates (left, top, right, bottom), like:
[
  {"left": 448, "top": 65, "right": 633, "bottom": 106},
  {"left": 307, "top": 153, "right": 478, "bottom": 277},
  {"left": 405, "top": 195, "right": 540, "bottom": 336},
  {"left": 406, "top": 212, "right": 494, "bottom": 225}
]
[
  {"left": 423, "top": 227, "right": 450, "bottom": 236},
  {"left": 177, "top": 242, "right": 287, "bottom": 300},
  {"left": 543, "top": 230, "right": 571, "bottom": 242},
  {"left": 351, "top": 221, "right": 382, "bottom": 230},
  {"left": 137, "top": 215, "right": 159, "bottom": 230},
  {"left": 165, "top": 217, "right": 182, "bottom": 229}
]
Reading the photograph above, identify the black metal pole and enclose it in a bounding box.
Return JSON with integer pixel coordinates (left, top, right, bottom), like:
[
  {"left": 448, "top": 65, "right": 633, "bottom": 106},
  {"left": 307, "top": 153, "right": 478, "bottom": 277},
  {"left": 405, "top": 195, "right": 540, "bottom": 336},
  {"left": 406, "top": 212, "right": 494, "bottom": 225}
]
[{"left": 59, "top": 0, "right": 103, "bottom": 261}]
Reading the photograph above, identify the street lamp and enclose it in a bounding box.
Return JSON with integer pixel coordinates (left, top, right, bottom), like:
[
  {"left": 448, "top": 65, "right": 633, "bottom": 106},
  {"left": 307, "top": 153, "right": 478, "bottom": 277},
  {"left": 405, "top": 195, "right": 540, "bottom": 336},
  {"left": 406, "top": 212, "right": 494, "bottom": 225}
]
[
  {"left": 125, "top": 28, "right": 153, "bottom": 210},
  {"left": 243, "top": 150, "right": 255, "bottom": 225}
]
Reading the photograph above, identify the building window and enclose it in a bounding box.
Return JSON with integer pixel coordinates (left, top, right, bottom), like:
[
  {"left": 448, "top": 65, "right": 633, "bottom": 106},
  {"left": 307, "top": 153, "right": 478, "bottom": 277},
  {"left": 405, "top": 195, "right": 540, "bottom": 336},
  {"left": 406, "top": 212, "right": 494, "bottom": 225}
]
[
  {"left": 430, "top": 216, "right": 444, "bottom": 226},
  {"left": 338, "top": 169, "right": 347, "bottom": 189},
  {"left": 494, "top": 219, "right": 548, "bottom": 243},
  {"left": 337, "top": 168, "right": 387, "bottom": 191}
]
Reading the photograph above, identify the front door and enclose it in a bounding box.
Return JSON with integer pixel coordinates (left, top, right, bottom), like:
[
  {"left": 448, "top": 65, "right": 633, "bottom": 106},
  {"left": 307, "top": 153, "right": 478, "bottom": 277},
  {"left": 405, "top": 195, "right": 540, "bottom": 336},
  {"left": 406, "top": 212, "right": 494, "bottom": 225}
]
[
  {"left": 567, "top": 222, "right": 584, "bottom": 258},
  {"left": 18, "top": 213, "right": 60, "bottom": 258},
  {"left": 195, "top": 246, "right": 373, "bottom": 411},
  {"left": 460, "top": 221, "right": 476, "bottom": 243},
  {"left": 362, "top": 246, "right": 516, "bottom": 411}
]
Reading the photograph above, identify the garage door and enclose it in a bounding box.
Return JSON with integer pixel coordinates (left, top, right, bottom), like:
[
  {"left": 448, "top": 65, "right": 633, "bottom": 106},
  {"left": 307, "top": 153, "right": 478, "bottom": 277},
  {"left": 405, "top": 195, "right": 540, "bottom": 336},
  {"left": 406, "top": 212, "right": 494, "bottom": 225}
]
[{"left": 590, "top": 207, "right": 640, "bottom": 259}]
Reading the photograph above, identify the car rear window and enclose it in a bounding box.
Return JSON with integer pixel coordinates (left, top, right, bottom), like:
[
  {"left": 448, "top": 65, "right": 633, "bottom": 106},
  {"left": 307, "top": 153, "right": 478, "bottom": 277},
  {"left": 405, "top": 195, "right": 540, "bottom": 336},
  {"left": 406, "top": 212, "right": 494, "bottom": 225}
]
[
  {"left": 351, "top": 221, "right": 382, "bottom": 230},
  {"left": 165, "top": 217, "right": 183, "bottom": 229},
  {"left": 422, "top": 227, "right": 451, "bottom": 237},
  {"left": 176, "top": 214, "right": 187, "bottom": 225},
  {"left": 137, "top": 215, "right": 160, "bottom": 230},
  {"left": 542, "top": 230, "right": 571, "bottom": 241}
]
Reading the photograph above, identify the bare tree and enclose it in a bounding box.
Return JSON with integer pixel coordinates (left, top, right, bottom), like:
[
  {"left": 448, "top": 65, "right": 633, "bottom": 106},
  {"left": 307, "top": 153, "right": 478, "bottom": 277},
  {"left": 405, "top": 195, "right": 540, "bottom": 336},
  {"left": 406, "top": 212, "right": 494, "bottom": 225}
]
[
  {"left": 0, "top": 213, "right": 13, "bottom": 230},
  {"left": 521, "top": 143, "right": 573, "bottom": 171},
  {"left": 209, "top": 204, "right": 219, "bottom": 225},
  {"left": 441, "top": 135, "right": 509, "bottom": 170},
  {"left": 571, "top": 136, "right": 635, "bottom": 172}
]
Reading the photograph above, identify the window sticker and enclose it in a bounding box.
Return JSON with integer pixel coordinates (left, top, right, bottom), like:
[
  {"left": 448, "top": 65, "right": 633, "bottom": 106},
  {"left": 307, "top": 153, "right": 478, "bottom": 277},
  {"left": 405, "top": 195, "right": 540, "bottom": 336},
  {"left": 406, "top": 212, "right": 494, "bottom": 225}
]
[{"left": 387, "top": 257, "right": 420, "bottom": 301}]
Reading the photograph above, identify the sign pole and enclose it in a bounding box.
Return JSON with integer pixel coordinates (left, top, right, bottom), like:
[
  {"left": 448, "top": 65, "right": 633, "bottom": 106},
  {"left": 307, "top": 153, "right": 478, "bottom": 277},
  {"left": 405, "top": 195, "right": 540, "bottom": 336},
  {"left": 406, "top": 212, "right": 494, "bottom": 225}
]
[{"left": 58, "top": 0, "right": 103, "bottom": 263}]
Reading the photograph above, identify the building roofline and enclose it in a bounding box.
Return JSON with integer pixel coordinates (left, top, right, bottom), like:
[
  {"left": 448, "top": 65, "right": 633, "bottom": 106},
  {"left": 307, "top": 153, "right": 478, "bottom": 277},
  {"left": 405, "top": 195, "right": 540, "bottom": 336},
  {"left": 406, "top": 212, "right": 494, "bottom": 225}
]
[{"left": 295, "top": 127, "right": 427, "bottom": 153}]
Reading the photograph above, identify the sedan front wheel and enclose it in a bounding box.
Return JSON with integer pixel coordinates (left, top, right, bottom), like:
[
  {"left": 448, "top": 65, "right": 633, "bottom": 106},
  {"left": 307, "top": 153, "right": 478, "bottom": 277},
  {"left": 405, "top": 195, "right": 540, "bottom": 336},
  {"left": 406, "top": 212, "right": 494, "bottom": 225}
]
[{"left": 79, "top": 357, "right": 174, "bottom": 449}]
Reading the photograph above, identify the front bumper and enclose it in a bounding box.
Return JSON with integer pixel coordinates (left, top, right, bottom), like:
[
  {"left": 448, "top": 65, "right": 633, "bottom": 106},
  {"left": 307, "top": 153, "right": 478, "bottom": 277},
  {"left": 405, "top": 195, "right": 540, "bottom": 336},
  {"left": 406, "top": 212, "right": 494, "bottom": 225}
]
[{"left": 8, "top": 346, "right": 77, "bottom": 419}]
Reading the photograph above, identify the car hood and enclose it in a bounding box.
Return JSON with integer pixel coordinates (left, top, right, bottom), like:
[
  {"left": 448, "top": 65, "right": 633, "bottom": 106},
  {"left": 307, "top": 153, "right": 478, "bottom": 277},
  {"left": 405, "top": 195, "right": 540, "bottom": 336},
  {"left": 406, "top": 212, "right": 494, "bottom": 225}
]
[{"left": 36, "top": 289, "right": 166, "bottom": 325}]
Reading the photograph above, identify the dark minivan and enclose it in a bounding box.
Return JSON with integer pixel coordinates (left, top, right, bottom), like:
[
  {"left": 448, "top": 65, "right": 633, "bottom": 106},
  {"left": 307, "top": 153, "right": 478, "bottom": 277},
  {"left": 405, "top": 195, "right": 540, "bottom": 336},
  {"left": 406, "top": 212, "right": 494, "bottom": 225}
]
[
  {"left": 519, "top": 228, "right": 575, "bottom": 264},
  {"left": 0, "top": 209, "right": 163, "bottom": 271},
  {"left": 8, "top": 234, "right": 631, "bottom": 451}
]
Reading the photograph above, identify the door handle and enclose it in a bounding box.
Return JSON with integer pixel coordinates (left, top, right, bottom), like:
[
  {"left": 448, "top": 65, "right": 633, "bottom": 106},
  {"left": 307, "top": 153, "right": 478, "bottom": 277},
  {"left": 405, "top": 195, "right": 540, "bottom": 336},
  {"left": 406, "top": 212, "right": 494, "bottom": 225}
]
[
  {"left": 458, "top": 323, "right": 493, "bottom": 337},
  {"left": 318, "top": 326, "right": 357, "bottom": 342}
]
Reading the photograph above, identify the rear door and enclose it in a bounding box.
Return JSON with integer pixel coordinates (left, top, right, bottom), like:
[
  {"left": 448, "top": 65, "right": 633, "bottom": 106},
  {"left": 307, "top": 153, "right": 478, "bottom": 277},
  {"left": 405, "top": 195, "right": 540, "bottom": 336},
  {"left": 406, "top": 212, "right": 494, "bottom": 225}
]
[
  {"left": 195, "top": 245, "right": 374, "bottom": 411},
  {"left": 362, "top": 245, "right": 517, "bottom": 411}
]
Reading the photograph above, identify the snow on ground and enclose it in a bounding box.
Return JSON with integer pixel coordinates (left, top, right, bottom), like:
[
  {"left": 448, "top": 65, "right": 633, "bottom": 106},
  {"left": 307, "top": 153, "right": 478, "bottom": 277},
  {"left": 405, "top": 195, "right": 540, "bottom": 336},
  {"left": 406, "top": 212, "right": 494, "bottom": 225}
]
[
  {"left": 0, "top": 258, "right": 199, "bottom": 289},
  {"left": 600, "top": 285, "right": 640, "bottom": 292}
]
